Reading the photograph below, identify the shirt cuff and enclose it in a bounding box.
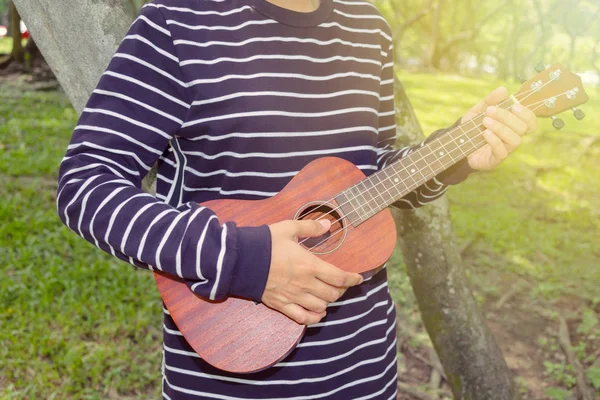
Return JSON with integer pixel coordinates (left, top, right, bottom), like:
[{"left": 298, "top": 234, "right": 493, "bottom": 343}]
[{"left": 229, "top": 225, "right": 272, "bottom": 302}]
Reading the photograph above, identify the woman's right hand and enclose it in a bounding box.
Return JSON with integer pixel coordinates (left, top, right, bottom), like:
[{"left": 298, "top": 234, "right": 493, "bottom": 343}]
[{"left": 261, "top": 219, "right": 364, "bottom": 325}]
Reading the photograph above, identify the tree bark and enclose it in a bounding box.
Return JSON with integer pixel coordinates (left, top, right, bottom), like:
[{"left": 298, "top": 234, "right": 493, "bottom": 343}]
[
  {"left": 392, "top": 79, "right": 519, "bottom": 399},
  {"left": 12, "top": 0, "right": 156, "bottom": 192}
]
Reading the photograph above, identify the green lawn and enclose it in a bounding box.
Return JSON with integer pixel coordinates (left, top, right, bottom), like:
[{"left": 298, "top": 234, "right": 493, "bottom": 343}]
[{"left": 0, "top": 73, "right": 598, "bottom": 399}]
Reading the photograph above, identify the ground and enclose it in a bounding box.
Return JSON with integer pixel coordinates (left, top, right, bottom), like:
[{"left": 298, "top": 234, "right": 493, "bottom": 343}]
[{"left": 0, "top": 70, "right": 598, "bottom": 399}]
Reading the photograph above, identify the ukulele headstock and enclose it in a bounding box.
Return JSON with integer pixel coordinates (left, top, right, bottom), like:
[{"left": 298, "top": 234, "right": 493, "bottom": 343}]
[{"left": 515, "top": 64, "right": 589, "bottom": 127}]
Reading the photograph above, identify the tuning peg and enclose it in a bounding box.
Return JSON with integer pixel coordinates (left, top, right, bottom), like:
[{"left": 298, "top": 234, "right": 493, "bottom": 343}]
[
  {"left": 534, "top": 62, "right": 546, "bottom": 73},
  {"left": 552, "top": 116, "right": 565, "bottom": 130},
  {"left": 573, "top": 108, "right": 585, "bottom": 121}
]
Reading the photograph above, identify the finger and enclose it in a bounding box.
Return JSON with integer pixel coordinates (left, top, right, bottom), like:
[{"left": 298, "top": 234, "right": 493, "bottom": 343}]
[
  {"left": 468, "top": 87, "right": 509, "bottom": 115},
  {"left": 287, "top": 219, "right": 331, "bottom": 238},
  {"left": 281, "top": 303, "right": 325, "bottom": 326},
  {"left": 309, "top": 279, "right": 346, "bottom": 303},
  {"left": 298, "top": 293, "right": 329, "bottom": 314},
  {"left": 483, "top": 130, "right": 509, "bottom": 161},
  {"left": 482, "top": 118, "right": 522, "bottom": 152},
  {"left": 486, "top": 106, "right": 528, "bottom": 136},
  {"left": 314, "top": 260, "right": 363, "bottom": 288},
  {"left": 510, "top": 103, "right": 538, "bottom": 134}
]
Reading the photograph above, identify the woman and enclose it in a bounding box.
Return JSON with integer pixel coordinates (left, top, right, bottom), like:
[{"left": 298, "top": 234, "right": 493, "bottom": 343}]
[{"left": 57, "top": 0, "right": 536, "bottom": 398}]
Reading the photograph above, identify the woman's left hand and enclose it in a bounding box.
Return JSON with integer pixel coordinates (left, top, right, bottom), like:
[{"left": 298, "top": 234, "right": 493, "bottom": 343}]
[{"left": 464, "top": 87, "right": 538, "bottom": 171}]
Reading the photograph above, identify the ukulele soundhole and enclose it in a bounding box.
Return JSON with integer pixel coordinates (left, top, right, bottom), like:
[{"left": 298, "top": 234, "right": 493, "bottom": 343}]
[{"left": 293, "top": 201, "right": 347, "bottom": 255}]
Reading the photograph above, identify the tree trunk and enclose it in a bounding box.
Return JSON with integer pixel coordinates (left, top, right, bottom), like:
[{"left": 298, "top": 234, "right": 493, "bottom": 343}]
[
  {"left": 12, "top": 0, "right": 156, "bottom": 192},
  {"left": 9, "top": 2, "right": 23, "bottom": 62},
  {"left": 393, "top": 79, "right": 519, "bottom": 399}
]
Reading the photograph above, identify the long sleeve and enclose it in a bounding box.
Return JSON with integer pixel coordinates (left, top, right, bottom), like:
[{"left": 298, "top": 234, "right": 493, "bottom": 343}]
[
  {"left": 375, "top": 38, "right": 475, "bottom": 210},
  {"left": 56, "top": 5, "right": 271, "bottom": 302}
]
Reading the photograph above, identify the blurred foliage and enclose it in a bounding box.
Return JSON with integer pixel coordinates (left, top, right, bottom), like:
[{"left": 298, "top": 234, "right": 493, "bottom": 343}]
[{"left": 374, "top": 0, "right": 600, "bottom": 79}]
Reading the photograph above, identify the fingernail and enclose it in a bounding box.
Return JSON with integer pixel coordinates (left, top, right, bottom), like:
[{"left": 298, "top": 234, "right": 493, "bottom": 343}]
[
  {"left": 318, "top": 219, "right": 330, "bottom": 229},
  {"left": 486, "top": 106, "right": 496, "bottom": 115},
  {"left": 358, "top": 276, "right": 364, "bottom": 284},
  {"left": 483, "top": 117, "right": 493, "bottom": 126},
  {"left": 512, "top": 104, "right": 523, "bottom": 113}
]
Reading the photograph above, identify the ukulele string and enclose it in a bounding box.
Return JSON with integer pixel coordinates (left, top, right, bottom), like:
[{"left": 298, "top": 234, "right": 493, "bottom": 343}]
[
  {"left": 301, "top": 92, "right": 564, "bottom": 252},
  {"left": 293, "top": 85, "right": 546, "bottom": 225},
  {"left": 296, "top": 93, "right": 529, "bottom": 245},
  {"left": 297, "top": 79, "right": 561, "bottom": 246}
]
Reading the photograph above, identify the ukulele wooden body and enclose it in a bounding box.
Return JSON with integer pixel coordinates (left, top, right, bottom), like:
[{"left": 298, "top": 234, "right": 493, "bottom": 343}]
[{"left": 154, "top": 157, "right": 397, "bottom": 374}]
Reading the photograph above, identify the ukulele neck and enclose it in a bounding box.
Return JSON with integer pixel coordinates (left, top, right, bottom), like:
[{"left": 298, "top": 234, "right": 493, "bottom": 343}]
[{"left": 334, "top": 97, "right": 517, "bottom": 226}]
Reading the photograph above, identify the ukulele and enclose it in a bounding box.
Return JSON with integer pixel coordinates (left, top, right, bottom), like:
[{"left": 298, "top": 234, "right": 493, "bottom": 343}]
[{"left": 154, "top": 64, "right": 589, "bottom": 373}]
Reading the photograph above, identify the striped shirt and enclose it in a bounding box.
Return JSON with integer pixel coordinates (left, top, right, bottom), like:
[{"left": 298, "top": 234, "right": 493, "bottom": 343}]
[{"left": 57, "top": 0, "right": 472, "bottom": 398}]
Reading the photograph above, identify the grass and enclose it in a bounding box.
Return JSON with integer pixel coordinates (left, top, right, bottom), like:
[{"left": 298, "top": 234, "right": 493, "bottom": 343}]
[{"left": 0, "top": 73, "right": 598, "bottom": 398}]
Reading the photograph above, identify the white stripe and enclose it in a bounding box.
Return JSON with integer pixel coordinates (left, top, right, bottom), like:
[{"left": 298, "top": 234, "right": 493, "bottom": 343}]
[
  {"left": 181, "top": 145, "right": 376, "bottom": 160},
  {"left": 183, "top": 186, "right": 277, "bottom": 197},
  {"left": 113, "top": 53, "right": 187, "bottom": 87},
  {"left": 144, "top": 3, "right": 252, "bottom": 17},
  {"left": 155, "top": 210, "right": 191, "bottom": 271},
  {"left": 184, "top": 106, "right": 377, "bottom": 128},
  {"left": 103, "top": 71, "right": 189, "bottom": 109},
  {"left": 195, "top": 215, "right": 217, "bottom": 280},
  {"left": 88, "top": 186, "right": 130, "bottom": 248},
  {"left": 425, "top": 180, "right": 446, "bottom": 192},
  {"left": 174, "top": 36, "right": 380, "bottom": 51},
  {"left": 163, "top": 348, "right": 397, "bottom": 400},
  {"left": 165, "top": 140, "right": 182, "bottom": 206},
  {"left": 104, "top": 193, "right": 154, "bottom": 256},
  {"left": 76, "top": 179, "right": 129, "bottom": 237},
  {"left": 354, "top": 371, "right": 398, "bottom": 400},
  {"left": 63, "top": 153, "right": 141, "bottom": 175},
  {"left": 58, "top": 163, "right": 126, "bottom": 181},
  {"left": 378, "top": 124, "right": 395, "bottom": 132},
  {"left": 334, "top": 8, "right": 387, "bottom": 23},
  {"left": 319, "top": 21, "right": 392, "bottom": 42},
  {"left": 136, "top": 15, "right": 171, "bottom": 37},
  {"left": 137, "top": 209, "right": 179, "bottom": 263},
  {"left": 163, "top": 324, "right": 182, "bottom": 336},
  {"left": 190, "top": 88, "right": 379, "bottom": 106},
  {"left": 381, "top": 78, "right": 393, "bottom": 85},
  {"left": 63, "top": 175, "right": 101, "bottom": 227},
  {"left": 394, "top": 197, "right": 416, "bottom": 209},
  {"left": 68, "top": 140, "right": 151, "bottom": 171},
  {"left": 120, "top": 202, "right": 161, "bottom": 253},
  {"left": 175, "top": 207, "right": 205, "bottom": 277},
  {"left": 183, "top": 53, "right": 380, "bottom": 67},
  {"left": 167, "top": 18, "right": 275, "bottom": 31},
  {"left": 123, "top": 34, "right": 179, "bottom": 62},
  {"left": 75, "top": 125, "right": 165, "bottom": 155},
  {"left": 418, "top": 186, "right": 448, "bottom": 200},
  {"left": 187, "top": 125, "right": 378, "bottom": 141},
  {"left": 91, "top": 90, "right": 183, "bottom": 124},
  {"left": 186, "top": 70, "right": 379, "bottom": 88},
  {"left": 209, "top": 224, "right": 229, "bottom": 300},
  {"left": 83, "top": 108, "right": 171, "bottom": 139},
  {"left": 308, "top": 300, "right": 388, "bottom": 328},
  {"left": 297, "top": 318, "right": 388, "bottom": 348},
  {"left": 165, "top": 337, "right": 396, "bottom": 386},
  {"left": 328, "top": 281, "right": 388, "bottom": 307},
  {"left": 277, "top": 324, "right": 394, "bottom": 367}
]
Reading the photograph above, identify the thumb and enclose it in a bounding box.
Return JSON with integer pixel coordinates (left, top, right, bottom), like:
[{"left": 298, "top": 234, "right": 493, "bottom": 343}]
[{"left": 291, "top": 219, "right": 330, "bottom": 238}]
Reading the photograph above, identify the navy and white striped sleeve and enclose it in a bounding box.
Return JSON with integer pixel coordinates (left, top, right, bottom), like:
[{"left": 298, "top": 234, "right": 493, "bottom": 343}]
[
  {"left": 375, "top": 34, "right": 474, "bottom": 210},
  {"left": 56, "top": 5, "right": 271, "bottom": 302}
]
